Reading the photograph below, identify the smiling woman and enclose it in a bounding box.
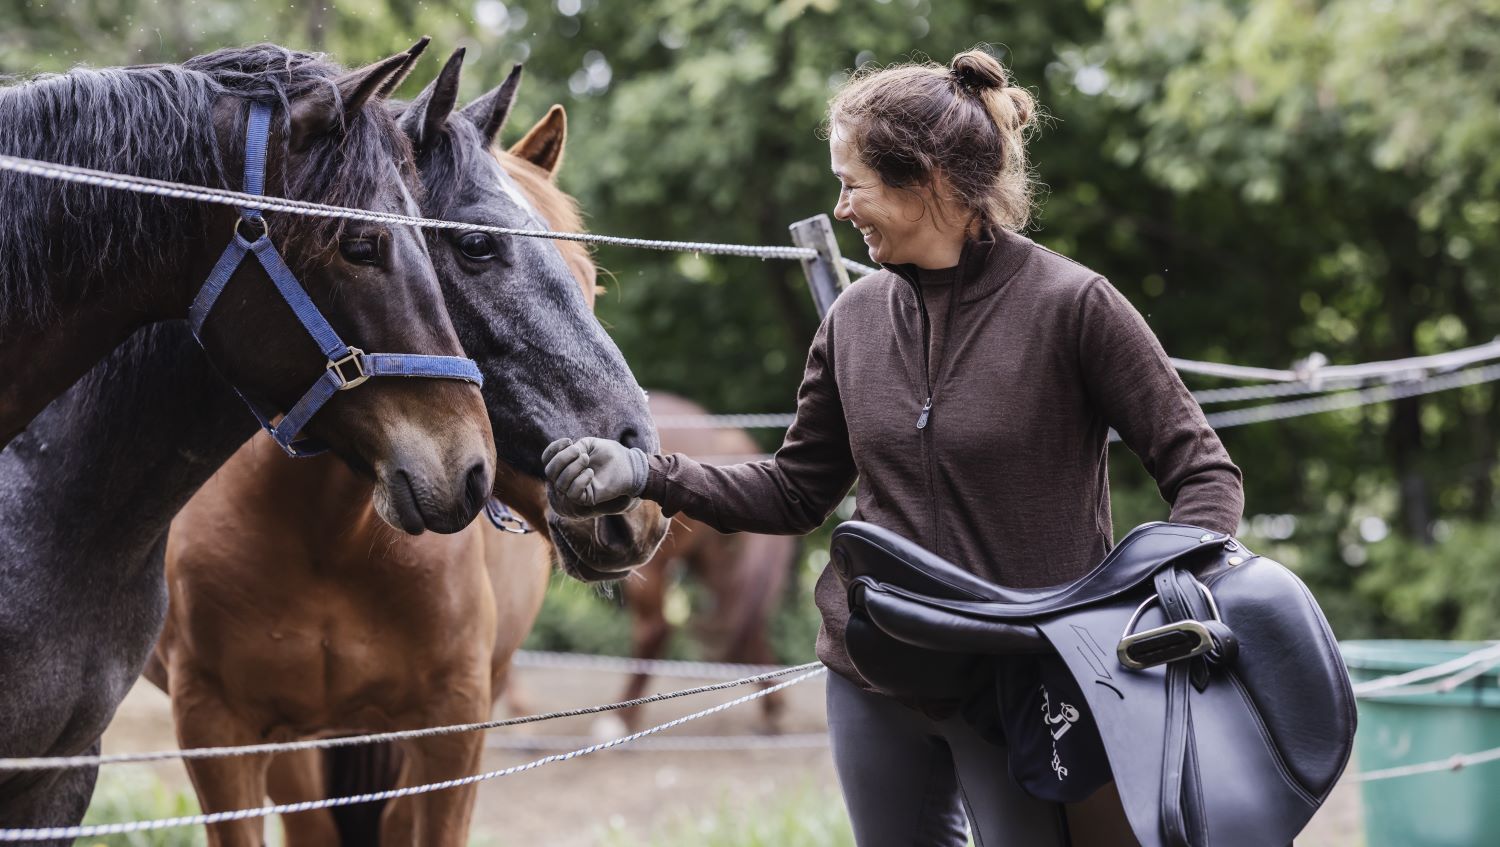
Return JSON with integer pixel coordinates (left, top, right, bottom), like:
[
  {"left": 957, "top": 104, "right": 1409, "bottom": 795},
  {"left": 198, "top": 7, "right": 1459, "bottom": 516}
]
[{"left": 542, "top": 46, "right": 1244, "bottom": 847}]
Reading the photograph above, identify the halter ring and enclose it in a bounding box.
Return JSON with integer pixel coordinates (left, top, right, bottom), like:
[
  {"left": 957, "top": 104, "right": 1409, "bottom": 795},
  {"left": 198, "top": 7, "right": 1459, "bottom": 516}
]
[{"left": 233, "top": 215, "right": 268, "bottom": 242}]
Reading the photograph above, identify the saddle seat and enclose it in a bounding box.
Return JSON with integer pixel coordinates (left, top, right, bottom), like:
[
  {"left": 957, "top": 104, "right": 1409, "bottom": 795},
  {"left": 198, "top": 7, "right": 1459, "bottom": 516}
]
[{"left": 833, "top": 520, "right": 1356, "bottom": 847}]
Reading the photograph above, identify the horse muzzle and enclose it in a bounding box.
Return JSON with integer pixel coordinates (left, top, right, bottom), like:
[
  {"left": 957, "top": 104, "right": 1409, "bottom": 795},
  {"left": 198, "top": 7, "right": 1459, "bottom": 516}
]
[{"left": 546, "top": 501, "right": 668, "bottom": 582}]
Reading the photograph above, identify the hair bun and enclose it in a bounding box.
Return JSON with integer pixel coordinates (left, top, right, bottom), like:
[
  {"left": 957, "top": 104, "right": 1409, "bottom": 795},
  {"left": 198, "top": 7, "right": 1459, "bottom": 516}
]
[{"left": 950, "top": 50, "right": 1007, "bottom": 92}]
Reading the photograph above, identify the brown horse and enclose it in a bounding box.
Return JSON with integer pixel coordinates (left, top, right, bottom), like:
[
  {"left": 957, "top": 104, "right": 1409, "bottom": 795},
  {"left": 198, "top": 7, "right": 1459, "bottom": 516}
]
[
  {"left": 147, "top": 58, "right": 663, "bottom": 847},
  {"left": 614, "top": 392, "right": 798, "bottom": 732}
]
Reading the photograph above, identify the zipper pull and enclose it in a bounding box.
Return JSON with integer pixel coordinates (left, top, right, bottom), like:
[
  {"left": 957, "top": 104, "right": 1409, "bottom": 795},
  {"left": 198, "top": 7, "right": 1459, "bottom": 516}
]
[{"left": 916, "top": 397, "right": 933, "bottom": 429}]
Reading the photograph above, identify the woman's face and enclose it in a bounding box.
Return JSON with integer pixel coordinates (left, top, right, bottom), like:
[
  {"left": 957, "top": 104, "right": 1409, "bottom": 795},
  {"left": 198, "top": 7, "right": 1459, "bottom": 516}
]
[{"left": 830, "top": 125, "right": 955, "bottom": 267}]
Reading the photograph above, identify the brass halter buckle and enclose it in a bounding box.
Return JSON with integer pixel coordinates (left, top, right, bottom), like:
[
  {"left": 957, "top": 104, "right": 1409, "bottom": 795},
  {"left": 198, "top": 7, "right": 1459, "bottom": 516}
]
[
  {"left": 327, "top": 347, "right": 370, "bottom": 391},
  {"left": 1117, "top": 580, "right": 1222, "bottom": 671}
]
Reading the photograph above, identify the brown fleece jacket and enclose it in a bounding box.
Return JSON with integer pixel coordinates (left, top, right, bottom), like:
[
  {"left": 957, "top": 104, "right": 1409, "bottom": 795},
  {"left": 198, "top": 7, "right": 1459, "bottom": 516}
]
[{"left": 642, "top": 227, "right": 1244, "bottom": 690}]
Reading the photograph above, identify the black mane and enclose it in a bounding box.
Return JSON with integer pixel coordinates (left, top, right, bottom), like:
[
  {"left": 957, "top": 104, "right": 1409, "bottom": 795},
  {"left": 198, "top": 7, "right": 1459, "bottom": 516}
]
[{"left": 0, "top": 44, "right": 417, "bottom": 332}]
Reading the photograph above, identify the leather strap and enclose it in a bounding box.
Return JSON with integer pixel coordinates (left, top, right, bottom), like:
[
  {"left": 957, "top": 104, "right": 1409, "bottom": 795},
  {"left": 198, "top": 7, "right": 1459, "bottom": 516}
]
[
  {"left": 187, "top": 101, "right": 484, "bottom": 457},
  {"left": 1153, "top": 566, "right": 1213, "bottom": 847}
]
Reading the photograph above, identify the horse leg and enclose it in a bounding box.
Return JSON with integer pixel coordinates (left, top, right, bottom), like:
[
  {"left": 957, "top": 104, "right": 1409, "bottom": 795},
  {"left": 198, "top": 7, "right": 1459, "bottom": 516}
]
[
  {"left": 700, "top": 534, "right": 794, "bottom": 733},
  {"left": 618, "top": 553, "right": 673, "bottom": 731},
  {"left": 0, "top": 750, "right": 99, "bottom": 846},
  {"left": 264, "top": 749, "right": 339, "bottom": 847},
  {"left": 387, "top": 691, "right": 489, "bottom": 847},
  {"left": 172, "top": 688, "right": 271, "bottom": 847}
]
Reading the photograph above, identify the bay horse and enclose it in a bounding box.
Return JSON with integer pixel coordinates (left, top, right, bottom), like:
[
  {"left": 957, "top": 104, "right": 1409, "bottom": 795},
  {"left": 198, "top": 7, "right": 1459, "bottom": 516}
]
[
  {"left": 613, "top": 392, "right": 798, "bottom": 732},
  {"left": 0, "top": 44, "right": 494, "bottom": 530},
  {"left": 0, "top": 50, "right": 661, "bottom": 842},
  {"left": 147, "top": 54, "right": 663, "bottom": 847}
]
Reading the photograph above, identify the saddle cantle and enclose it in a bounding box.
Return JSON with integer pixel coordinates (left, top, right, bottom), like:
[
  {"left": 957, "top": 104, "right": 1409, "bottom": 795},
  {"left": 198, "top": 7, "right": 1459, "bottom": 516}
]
[{"left": 833, "top": 520, "right": 1356, "bottom": 847}]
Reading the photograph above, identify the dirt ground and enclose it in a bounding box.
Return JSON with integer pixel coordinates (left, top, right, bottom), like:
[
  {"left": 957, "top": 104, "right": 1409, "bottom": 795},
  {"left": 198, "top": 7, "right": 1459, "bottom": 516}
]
[{"left": 100, "top": 666, "right": 1364, "bottom": 846}]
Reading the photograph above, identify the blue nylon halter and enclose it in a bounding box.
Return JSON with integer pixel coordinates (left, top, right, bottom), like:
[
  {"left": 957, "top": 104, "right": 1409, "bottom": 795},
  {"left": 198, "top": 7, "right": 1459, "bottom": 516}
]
[{"left": 188, "top": 102, "right": 484, "bottom": 458}]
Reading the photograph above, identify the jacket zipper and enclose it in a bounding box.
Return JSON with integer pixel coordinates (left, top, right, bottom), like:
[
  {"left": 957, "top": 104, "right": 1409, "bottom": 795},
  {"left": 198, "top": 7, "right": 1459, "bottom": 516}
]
[
  {"left": 914, "top": 288, "right": 935, "bottom": 429},
  {"left": 906, "top": 276, "right": 942, "bottom": 555},
  {"left": 901, "top": 244, "right": 972, "bottom": 561}
]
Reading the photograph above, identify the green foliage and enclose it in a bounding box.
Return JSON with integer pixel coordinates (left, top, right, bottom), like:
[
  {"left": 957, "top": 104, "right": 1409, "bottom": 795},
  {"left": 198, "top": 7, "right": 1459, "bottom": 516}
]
[
  {"left": 1352, "top": 520, "right": 1500, "bottom": 640},
  {"left": 594, "top": 782, "right": 855, "bottom": 847},
  {"left": 78, "top": 768, "right": 205, "bottom": 847},
  {"left": 520, "top": 571, "right": 637, "bottom": 657},
  {"left": 3, "top": 0, "right": 1498, "bottom": 643}
]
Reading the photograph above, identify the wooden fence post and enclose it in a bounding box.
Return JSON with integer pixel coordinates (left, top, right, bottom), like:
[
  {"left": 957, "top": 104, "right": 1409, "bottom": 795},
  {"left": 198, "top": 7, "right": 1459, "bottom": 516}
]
[{"left": 789, "top": 214, "right": 852, "bottom": 320}]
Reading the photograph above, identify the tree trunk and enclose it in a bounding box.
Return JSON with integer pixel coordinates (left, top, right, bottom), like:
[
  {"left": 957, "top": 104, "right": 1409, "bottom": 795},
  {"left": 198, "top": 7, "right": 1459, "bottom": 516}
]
[{"left": 1386, "top": 257, "right": 1433, "bottom": 544}]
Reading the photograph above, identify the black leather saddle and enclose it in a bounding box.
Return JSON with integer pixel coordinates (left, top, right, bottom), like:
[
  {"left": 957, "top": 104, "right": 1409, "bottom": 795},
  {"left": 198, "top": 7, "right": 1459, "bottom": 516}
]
[{"left": 833, "top": 520, "right": 1356, "bottom": 847}]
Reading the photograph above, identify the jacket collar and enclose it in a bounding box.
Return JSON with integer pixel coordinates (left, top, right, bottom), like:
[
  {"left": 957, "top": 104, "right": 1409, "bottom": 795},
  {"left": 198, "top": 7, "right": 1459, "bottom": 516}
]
[{"left": 880, "top": 227, "right": 1032, "bottom": 304}]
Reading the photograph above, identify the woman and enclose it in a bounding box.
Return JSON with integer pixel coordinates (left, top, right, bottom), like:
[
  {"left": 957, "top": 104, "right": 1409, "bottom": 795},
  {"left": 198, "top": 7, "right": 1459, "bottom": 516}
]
[{"left": 544, "top": 49, "right": 1242, "bottom": 846}]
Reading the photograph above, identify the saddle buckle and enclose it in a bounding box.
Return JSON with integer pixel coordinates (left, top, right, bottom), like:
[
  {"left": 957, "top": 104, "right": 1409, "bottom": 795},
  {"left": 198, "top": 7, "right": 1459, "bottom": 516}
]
[
  {"left": 1118, "top": 620, "right": 1216, "bottom": 670},
  {"left": 328, "top": 347, "right": 370, "bottom": 391}
]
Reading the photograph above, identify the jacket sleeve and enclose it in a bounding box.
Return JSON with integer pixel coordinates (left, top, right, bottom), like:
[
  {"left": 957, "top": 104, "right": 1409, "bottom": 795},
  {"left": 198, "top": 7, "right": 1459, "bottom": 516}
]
[
  {"left": 1076, "top": 278, "right": 1244, "bottom": 535},
  {"left": 640, "top": 314, "right": 858, "bottom": 536}
]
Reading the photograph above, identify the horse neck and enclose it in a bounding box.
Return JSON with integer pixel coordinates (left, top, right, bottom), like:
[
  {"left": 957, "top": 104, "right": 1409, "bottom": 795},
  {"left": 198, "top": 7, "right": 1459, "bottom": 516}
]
[
  {"left": 0, "top": 68, "right": 233, "bottom": 449},
  {"left": 0, "top": 323, "right": 256, "bottom": 579},
  {"left": 219, "top": 442, "right": 383, "bottom": 548}
]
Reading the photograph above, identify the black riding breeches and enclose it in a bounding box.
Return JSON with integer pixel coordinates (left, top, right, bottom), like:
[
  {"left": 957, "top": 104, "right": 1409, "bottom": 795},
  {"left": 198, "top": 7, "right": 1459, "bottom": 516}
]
[{"left": 826, "top": 672, "right": 1070, "bottom": 847}]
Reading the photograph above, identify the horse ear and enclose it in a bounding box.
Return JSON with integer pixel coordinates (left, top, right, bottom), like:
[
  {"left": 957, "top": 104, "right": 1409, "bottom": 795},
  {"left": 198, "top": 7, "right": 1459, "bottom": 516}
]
[
  {"left": 509, "top": 105, "right": 567, "bottom": 176},
  {"left": 376, "top": 36, "right": 431, "bottom": 100},
  {"left": 289, "top": 48, "right": 412, "bottom": 147},
  {"left": 461, "top": 64, "right": 523, "bottom": 147},
  {"left": 399, "top": 48, "right": 465, "bottom": 153}
]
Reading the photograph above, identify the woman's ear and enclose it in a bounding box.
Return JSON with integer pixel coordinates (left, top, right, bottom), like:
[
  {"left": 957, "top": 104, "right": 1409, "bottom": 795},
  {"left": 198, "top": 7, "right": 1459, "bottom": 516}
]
[{"left": 924, "top": 169, "right": 968, "bottom": 230}]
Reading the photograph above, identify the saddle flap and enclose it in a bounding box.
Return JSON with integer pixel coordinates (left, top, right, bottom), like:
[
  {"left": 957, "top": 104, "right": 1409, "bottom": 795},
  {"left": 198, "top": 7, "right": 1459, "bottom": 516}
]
[
  {"left": 1205, "top": 559, "right": 1356, "bottom": 799},
  {"left": 1036, "top": 555, "right": 1353, "bottom": 847}
]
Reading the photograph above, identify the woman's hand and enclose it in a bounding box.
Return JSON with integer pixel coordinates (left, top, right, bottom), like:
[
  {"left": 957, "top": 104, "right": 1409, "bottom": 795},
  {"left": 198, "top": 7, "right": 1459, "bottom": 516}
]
[{"left": 542, "top": 437, "right": 649, "bottom": 518}]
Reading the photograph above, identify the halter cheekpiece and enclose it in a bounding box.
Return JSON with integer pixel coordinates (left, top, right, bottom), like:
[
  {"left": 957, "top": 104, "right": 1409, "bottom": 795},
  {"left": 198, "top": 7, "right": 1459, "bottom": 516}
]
[{"left": 188, "top": 102, "right": 483, "bottom": 457}]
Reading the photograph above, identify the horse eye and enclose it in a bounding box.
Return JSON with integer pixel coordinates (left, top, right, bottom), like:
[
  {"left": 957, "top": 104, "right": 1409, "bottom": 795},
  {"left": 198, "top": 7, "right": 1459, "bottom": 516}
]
[
  {"left": 459, "top": 232, "right": 497, "bottom": 261},
  {"left": 339, "top": 238, "right": 379, "bottom": 265}
]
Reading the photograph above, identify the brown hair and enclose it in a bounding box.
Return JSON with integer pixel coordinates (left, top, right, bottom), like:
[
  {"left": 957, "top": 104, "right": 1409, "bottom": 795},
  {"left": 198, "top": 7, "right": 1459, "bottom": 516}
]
[{"left": 827, "top": 48, "right": 1039, "bottom": 232}]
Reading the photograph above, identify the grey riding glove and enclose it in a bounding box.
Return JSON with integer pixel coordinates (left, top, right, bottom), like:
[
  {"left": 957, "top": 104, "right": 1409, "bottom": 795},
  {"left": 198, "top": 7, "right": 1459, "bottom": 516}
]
[{"left": 542, "top": 436, "right": 648, "bottom": 519}]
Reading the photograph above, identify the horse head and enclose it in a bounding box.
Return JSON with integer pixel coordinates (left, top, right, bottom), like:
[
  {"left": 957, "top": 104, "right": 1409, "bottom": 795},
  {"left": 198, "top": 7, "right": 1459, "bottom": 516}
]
[
  {"left": 187, "top": 43, "right": 494, "bottom": 534},
  {"left": 401, "top": 52, "right": 668, "bottom": 580}
]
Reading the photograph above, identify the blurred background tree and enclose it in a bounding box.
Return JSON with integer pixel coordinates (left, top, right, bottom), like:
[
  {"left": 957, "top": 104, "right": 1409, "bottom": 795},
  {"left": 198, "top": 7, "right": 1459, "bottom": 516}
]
[{"left": 3, "top": 0, "right": 1496, "bottom": 645}]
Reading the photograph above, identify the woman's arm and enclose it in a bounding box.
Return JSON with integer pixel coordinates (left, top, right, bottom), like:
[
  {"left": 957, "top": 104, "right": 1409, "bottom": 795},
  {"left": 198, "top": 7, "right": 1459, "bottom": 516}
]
[
  {"left": 1077, "top": 277, "right": 1244, "bottom": 535},
  {"left": 642, "top": 316, "right": 858, "bottom": 535}
]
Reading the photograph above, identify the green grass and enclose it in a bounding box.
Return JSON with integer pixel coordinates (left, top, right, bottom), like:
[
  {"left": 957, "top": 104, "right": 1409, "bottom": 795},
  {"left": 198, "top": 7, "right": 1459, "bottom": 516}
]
[
  {"left": 592, "top": 782, "right": 855, "bottom": 847},
  {"left": 76, "top": 767, "right": 205, "bottom": 847}
]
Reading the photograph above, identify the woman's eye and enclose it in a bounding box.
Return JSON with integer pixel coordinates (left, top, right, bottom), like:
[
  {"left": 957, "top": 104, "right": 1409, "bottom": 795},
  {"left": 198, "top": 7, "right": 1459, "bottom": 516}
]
[
  {"left": 459, "top": 232, "right": 497, "bottom": 261},
  {"left": 339, "top": 238, "right": 379, "bottom": 265}
]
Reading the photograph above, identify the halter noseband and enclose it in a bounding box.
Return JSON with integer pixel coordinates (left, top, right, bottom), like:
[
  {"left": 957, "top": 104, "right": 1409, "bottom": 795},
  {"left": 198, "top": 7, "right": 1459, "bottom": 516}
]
[{"left": 188, "top": 102, "right": 483, "bottom": 458}]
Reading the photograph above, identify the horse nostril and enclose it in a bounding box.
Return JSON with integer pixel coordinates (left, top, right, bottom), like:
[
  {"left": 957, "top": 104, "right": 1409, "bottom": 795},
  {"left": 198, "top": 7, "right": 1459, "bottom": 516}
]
[
  {"left": 599, "top": 513, "right": 634, "bottom": 550},
  {"left": 617, "top": 426, "right": 642, "bottom": 450},
  {"left": 464, "top": 461, "right": 489, "bottom": 511}
]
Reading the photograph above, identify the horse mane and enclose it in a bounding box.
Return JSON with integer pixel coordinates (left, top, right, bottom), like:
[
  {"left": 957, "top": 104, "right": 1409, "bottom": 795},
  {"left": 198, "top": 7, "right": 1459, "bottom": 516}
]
[
  {"left": 496, "top": 151, "right": 597, "bottom": 291},
  {"left": 0, "top": 44, "right": 417, "bottom": 333}
]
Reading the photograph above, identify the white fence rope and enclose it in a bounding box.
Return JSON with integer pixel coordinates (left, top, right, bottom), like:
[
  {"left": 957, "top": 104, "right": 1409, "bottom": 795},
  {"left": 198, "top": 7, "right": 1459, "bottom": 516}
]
[
  {"left": 511, "top": 650, "right": 785, "bottom": 680},
  {"left": 0, "top": 152, "right": 816, "bottom": 261},
  {"left": 1352, "top": 744, "right": 1500, "bottom": 783},
  {"left": 1201, "top": 363, "right": 1500, "bottom": 429},
  {"left": 1352, "top": 642, "right": 1500, "bottom": 698},
  {"left": 0, "top": 662, "right": 821, "bottom": 772},
  {"left": 487, "top": 733, "right": 830, "bottom": 753},
  {"left": 0, "top": 668, "right": 826, "bottom": 842},
  {"left": 654, "top": 363, "right": 1500, "bottom": 435}
]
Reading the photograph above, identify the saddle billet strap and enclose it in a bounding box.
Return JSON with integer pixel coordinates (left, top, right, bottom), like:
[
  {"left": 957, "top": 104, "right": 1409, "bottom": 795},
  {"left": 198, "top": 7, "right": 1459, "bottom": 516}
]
[
  {"left": 1154, "top": 566, "right": 1208, "bottom": 847},
  {"left": 187, "top": 101, "right": 484, "bottom": 457}
]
